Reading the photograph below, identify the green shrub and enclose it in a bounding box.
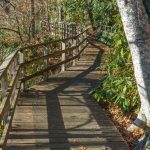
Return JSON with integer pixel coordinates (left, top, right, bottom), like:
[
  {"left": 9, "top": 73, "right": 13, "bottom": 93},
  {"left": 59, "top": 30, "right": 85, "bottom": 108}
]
[{"left": 91, "top": 1, "right": 140, "bottom": 113}]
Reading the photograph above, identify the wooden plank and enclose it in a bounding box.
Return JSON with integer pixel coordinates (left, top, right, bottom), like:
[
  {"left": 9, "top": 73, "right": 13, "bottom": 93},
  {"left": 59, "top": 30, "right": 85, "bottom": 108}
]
[
  {"left": 14, "top": 105, "right": 104, "bottom": 113},
  {"left": 13, "top": 116, "right": 110, "bottom": 123},
  {"left": 10, "top": 127, "right": 118, "bottom": 132},
  {"left": 11, "top": 122, "right": 113, "bottom": 130},
  {"left": 12, "top": 113, "right": 113, "bottom": 122},
  {"left": 12, "top": 112, "right": 108, "bottom": 120},
  {"left": 17, "top": 95, "right": 94, "bottom": 101},
  {"left": 9, "top": 130, "right": 120, "bottom": 136},
  {"left": 6, "top": 143, "right": 129, "bottom": 150},
  {"left": 17, "top": 101, "right": 99, "bottom": 106},
  {"left": 8, "top": 137, "right": 124, "bottom": 144}
]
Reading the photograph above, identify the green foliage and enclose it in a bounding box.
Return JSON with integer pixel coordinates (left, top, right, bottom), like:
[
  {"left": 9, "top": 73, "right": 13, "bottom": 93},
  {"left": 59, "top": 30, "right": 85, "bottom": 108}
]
[
  {"left": 62, "top": 0, "right": 88, "bottom": 23},
  {"left": 62, "top": 0, "right": 117, "bottom": 26},
  {"left": 91, "top": 1, "right": 140, "bottom": 112},
  {"left": 93, "top": 0, "right": 117, "bottom": 26}
]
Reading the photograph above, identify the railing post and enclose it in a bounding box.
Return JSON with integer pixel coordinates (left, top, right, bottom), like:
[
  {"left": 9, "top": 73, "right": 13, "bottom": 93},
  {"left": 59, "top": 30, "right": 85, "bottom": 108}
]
[
  {"left": 0, "top": 48, "right": 3, "bottom": 63},
  {"left": 44, "top": 47, "right": 49, "bottom": 80},
  {"left": 61, "top": 23, "right": 63, "bottom": 39},
  {"left": 84, "top": 30, "right": 87, "bottom": 40},
  {"left": 73, "top": 39, "right": 77, "bottom": 66},
  {"left": 58, "top": 22, "right": 61, "bottom": 37},
  {"left": 74, "top": 26, "right": 77, "bottom": 36},
  {"left": 79, "top": 34, "right": 83, "bottom": 51},
  {"left": 19, "top": 51, "right": 25, "bottom": 91},
  {"left": 64, "top": 23, "right": 66, "bottom": 39},
  {"left": 68, "top": 24, "right": 71, "bottom": 37},
  {"left": 67, "top": 24, "right": 69, "bottom": 38},
  {"left": 1, "top": 72, "right": 9, "bottom": 133},
  {"left": 61, "top": 42, "right": 66, "bottom": 72},
  {"left": 9, "top": 58, "right": 18, "bottom": 131},
  {"left": 9, "top": 60, "right": 16, "bottom": 78},
  {"left": 65, "top": 24, "right": 67, "bottom": 38},
  {"left": 82, "top": 30, "right": 87, "bottom": 55},
  {"left": 1, "top": 72, "right": 10, "bottom": 133},
  {"left": 82, "top": 30, "right": 87, "bottom": 54},
  {"left": 72, "top": 24, "right": 74, "bottom": 37},
  {"left": 1, "top": 72, "right": 8, "bottom": 98}
]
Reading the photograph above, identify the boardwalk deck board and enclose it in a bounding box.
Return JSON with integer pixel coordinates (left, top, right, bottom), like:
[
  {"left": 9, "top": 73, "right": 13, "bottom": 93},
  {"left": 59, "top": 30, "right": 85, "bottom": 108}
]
[{"left": 6, "top": 41, "right": 129, "bottom": 150}]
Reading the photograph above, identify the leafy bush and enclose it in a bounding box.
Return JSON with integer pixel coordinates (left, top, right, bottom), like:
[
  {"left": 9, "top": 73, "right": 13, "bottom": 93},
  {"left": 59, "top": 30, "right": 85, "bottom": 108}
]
[{"left": 91, "top": 2, "right": 140, "bottom": 112}]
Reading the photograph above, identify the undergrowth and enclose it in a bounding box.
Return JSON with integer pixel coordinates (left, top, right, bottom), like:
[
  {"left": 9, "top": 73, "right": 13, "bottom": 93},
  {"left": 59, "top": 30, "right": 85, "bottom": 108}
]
[{"left": 91, "top": 1, "right": 140, "bottom": 113}]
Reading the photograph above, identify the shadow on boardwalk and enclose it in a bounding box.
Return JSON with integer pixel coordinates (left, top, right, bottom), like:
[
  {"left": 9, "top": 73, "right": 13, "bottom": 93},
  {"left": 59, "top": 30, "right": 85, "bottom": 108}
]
[
  {"left": 44, "top": 45, "right": 103, "bottom": 150},
  {"left": 7, "top": 41, "right": 129, "bottom": 150}
]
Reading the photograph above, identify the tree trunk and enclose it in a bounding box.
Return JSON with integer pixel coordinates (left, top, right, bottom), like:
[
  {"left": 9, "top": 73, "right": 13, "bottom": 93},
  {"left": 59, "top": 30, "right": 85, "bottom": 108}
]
[
  {"left": 116, "top": 0, "right": 150, "bottom": 130},
  {"left": 87, "top": 0, "right": 94, "bottom": 30},
  {"left": 31, "top": 0, "right": 36, "bottom": 38},
  {"left": 57, "top": 0, "right": 62, "bottom": 22}
]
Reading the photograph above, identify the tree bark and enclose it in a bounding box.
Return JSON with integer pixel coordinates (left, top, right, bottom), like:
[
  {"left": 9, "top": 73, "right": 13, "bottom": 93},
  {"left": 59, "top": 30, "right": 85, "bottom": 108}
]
[
  {"left": 31, "top": 0, "right": 36, "bottom": 38},
  {"left": 87, "top": 0, "right": 94, "bottom": 30},
  {"left": 57, "top": 0, "right": 62, "bottom": 22},
  {"left": 116, "top": 0, "right": 150, "bottom": 130}
]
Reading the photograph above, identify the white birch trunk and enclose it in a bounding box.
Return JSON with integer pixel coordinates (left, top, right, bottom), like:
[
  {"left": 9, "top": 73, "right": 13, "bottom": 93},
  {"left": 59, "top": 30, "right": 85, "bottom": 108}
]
[{"left": 116, "top": 0, "right": 150, "bottom": 129}]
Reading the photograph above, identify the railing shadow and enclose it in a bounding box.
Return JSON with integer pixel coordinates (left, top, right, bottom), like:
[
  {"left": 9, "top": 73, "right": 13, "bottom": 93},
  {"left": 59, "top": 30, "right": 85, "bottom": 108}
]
[
  {"left": 40, "top": 41, "right": 105, "bottom": 149},
  {"left": 9, "top": 39, "right": 128, "bottom": 149}
]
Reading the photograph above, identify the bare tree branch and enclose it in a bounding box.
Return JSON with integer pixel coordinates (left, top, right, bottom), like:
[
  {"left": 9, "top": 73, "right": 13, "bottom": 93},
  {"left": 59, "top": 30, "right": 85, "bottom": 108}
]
[{"left": 0, "top": 27, "right": 24, "bottom": 43}]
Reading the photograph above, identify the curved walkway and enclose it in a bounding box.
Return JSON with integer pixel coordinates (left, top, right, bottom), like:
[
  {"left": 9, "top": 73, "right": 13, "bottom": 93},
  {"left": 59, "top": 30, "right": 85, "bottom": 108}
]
[{"left": 7, "top": 41, "right": 129, "bottom": 150}]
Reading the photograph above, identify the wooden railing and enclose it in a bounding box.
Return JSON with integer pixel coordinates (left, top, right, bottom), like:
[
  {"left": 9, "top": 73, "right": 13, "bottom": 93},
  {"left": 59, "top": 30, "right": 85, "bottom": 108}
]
[
  {"left": 41, "top": 21, "right": 84, "bottom": 39},
  {"left": 0, "top": 25, "right": 89, "bottom": 150}
]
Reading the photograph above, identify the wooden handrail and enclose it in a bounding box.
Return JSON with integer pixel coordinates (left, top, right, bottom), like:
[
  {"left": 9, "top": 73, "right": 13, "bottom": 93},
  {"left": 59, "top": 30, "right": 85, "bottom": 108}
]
[
  {"left": 0, "top": 23, "right": 89, "bottom": 150},
  {"left": 21, "top": 38, "right": 87, "bottom": 67},
  {"left": 19, "top": 29, "right": 87, "bottom": 52},
  {"left": 22, "top": 43, "right": 88, "bottom": 82}
]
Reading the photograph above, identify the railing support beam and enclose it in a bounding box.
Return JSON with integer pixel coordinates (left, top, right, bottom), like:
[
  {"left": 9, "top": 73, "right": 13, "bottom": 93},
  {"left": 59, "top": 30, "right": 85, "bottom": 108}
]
[
  {"left": 19, "top": 52, "right": 25, "bottom": 91},
  {"left": 61, "top": 42, "right": 66, "bottom": 72},
  {"left": 44, "top": 48, "right": 49, "bottom": 80},
  {"left": 73, "top": 39, "right": 77, "bottom": 66}
]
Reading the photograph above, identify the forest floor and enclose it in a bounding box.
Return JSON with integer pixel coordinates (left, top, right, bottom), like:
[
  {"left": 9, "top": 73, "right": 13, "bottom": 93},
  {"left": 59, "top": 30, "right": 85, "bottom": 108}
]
[{"left": 99, "top": 102, "right": 144, "bottom": 149}]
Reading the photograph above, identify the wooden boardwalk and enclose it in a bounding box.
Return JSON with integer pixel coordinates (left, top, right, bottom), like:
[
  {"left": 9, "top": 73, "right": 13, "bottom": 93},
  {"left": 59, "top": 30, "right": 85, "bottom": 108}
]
[{"left": 6, "top": 41, "right": 129, "bottom": 150}]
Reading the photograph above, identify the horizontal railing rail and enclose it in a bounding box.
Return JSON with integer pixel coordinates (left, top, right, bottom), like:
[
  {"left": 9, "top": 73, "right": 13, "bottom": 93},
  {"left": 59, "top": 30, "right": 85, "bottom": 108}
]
[{"left": 0, "top": 25, "right": 89, "bottom": 150}]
